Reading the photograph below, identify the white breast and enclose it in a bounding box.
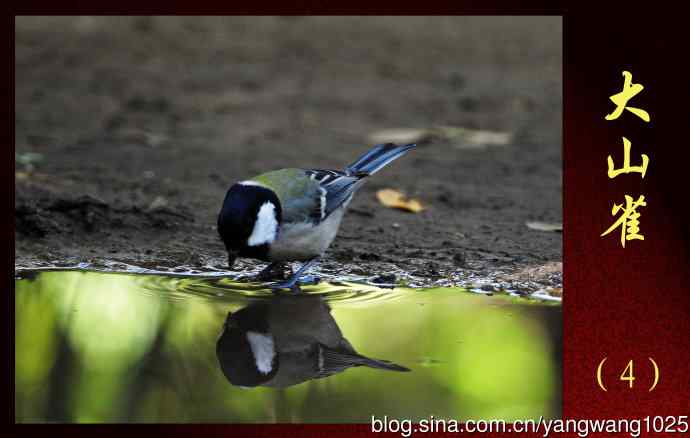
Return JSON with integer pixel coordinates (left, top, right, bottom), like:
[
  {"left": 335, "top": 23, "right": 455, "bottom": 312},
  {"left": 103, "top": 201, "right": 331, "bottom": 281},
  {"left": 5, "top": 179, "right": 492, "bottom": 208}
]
[{"left": 268, "top": 207, "right": 346, "bottom": 261}]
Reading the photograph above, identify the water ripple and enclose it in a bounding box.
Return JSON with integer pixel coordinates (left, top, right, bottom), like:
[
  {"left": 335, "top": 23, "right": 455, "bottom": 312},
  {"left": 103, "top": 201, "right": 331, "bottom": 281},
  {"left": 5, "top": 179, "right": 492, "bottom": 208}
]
[
  {"left": 133, "top": 275, "right": 410, "bottom": 307},
  {"left": 15, "top": 264, "right": 561, "bottom": 305}
]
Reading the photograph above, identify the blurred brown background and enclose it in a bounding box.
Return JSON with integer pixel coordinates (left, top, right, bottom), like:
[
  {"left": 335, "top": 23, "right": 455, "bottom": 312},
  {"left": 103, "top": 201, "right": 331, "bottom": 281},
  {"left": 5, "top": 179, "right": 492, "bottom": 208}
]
[{"left": 15, "top": 17, "right": 562, "bottom": 286}]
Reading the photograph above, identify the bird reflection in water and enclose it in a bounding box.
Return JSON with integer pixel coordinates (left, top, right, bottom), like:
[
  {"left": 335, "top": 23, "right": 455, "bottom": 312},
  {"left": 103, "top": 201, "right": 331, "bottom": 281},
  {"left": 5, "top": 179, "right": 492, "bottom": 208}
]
[{"left": 216, "top": 294, "right": 410, "bottom": 388}]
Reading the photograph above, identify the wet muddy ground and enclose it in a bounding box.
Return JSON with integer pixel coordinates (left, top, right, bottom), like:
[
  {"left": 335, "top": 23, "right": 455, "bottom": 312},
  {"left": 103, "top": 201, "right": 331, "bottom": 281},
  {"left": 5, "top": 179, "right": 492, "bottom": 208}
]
[{"left": 15, "top": 17, "right": 562, "bottom": 290}]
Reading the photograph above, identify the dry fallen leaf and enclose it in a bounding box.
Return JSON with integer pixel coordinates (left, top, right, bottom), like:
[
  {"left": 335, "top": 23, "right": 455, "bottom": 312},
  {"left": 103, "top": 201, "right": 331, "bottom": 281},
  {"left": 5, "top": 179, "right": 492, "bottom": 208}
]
[
  {"left": 501, "top": 262, "right": 563, "bottom": 282},
  {"left": 545, "top": 287, "right": 563, "bottom": 297},
  {"left": 368, "top": 128, "right": 432, "bottom": 145},
  {"left": 526, "top": 221, "right": 563, "bottom": 232},
  {"left": 436, "top": 126, "right": 513, "bottom": 148},
  {"left": 367, "top": 126, "right": 512, "bottom": 150},
  {"left": 148, "top": 196, "right": 168, "bottom": 211},
  {"left": 376, "top": 189, "right": 425, "bottom": 213}
]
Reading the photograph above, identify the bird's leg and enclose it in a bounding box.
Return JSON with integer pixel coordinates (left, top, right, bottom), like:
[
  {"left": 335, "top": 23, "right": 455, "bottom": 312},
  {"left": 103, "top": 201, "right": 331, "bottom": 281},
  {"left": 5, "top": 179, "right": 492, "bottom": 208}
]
[
  {"left": 271, "top": 257, "right": 320, "bottom": 292},
  {"left": 226, "top": 249, "right": 239, "bottom": 271},
  {"left": 255, "top": 262, "right": 292, "bottom": 281}
]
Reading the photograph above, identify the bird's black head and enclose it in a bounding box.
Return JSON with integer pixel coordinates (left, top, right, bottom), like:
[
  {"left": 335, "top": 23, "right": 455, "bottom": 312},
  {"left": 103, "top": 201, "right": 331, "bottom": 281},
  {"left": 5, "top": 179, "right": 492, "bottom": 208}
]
[
  {"left": 217, "top": 182, "right": 282, "bottom": 266},
  {"left": 216, "top": 304, "right": 279, "bottom": 388}
]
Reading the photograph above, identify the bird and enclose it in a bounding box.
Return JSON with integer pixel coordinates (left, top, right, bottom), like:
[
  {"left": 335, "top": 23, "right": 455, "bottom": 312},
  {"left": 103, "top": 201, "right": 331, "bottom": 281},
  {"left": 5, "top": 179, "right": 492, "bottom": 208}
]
[
  {"left": 217, "top": 142, "right": 416, "bottom": 289},
  {"left": 216, "top": 294, "right": 410, "bottom": 388}
]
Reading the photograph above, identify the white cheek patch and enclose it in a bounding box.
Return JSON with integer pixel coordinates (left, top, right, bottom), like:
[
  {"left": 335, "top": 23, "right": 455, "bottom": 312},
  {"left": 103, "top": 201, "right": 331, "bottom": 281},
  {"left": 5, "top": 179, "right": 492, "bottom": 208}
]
[
  {"left": 246, "top": 331, "right": 276, "bottom": 375},
  {"left": 247, "top": 202, "right": 278, "bottom": 246}
]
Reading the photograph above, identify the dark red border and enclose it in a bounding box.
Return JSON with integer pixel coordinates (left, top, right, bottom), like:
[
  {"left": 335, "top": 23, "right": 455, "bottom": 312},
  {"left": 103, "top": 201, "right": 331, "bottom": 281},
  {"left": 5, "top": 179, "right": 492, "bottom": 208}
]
[
  {"left": 10, "top": 6, "right": 690, "bottom": 436},
  {"left": 12, "top": 3, "right": 564, "bottom": 15},
  {"left": 563, "top": 11, "right": 689, "bottom": 419}
]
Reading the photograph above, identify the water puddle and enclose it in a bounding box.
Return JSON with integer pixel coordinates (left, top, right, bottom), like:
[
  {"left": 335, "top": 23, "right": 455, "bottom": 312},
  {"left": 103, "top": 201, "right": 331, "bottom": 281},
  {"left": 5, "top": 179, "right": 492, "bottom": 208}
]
[{"left": 15, "top": 269, "right": 561, "bottom": 423}]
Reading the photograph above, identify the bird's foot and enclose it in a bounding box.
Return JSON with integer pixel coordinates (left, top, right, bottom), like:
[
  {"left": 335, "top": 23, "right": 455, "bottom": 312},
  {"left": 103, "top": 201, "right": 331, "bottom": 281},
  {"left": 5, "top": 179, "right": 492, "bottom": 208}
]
[
  {"left": 270, "top": 281, "right": 302, "bottom": 294},
  {"left": 269, "top": 257, "right": 321, "bottom": 293},
  {"left": 296, "top": 274, "right": 321, "bottom": 286},
  {"left": 255, "top": 262, "right": 293, "bottom": 282},
  {"left": 269, "top": 275, "right": 321, "bottom": 293}
]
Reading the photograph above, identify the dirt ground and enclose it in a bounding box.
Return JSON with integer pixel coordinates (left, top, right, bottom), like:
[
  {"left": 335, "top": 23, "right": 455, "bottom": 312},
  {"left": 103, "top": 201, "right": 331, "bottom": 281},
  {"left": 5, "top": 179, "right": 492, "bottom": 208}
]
[{"left": 14, "top": 16, "right": 562, "bottom": 290}]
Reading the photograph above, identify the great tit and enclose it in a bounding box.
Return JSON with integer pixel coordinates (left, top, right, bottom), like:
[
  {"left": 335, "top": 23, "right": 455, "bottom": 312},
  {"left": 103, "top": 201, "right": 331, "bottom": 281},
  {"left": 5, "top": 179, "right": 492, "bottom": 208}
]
[
  {"left": 217, "top": 143, "right": 416, "bottom": 288},
  {"left": 216, "top": 294, "right": 410, "bottom": 388}
]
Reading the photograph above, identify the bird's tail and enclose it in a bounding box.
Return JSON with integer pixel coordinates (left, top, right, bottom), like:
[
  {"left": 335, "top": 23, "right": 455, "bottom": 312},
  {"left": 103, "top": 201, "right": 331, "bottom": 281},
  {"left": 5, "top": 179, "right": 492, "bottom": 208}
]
[
  {"left": 320, "top": 345, "right": 411, "bottom": 373},
  {"left": 354, "top": 355, "right": 412, "bottom": 372},
  {"left": 345, "top": 143, "right": 416, "bottom": 177}
]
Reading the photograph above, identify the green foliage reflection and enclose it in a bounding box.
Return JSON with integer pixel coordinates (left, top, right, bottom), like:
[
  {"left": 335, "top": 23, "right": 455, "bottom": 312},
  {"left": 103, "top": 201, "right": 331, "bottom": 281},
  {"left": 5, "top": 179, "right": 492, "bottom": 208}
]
[{"left": 15, "top": 271, "right": 560, "bottom": 423}]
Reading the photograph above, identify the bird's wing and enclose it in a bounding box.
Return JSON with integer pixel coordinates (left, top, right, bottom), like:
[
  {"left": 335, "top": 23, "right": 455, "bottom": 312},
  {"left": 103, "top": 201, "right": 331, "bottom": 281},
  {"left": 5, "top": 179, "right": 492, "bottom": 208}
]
[
  {"left": 251, "top": 168, "right": 321, "bottom": 224},
  {"left": 251, "top": 168, "right": 363, "bottom": 224},
  {"left": 304, "top": 169, "right": 364, "bottom": 221}
]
